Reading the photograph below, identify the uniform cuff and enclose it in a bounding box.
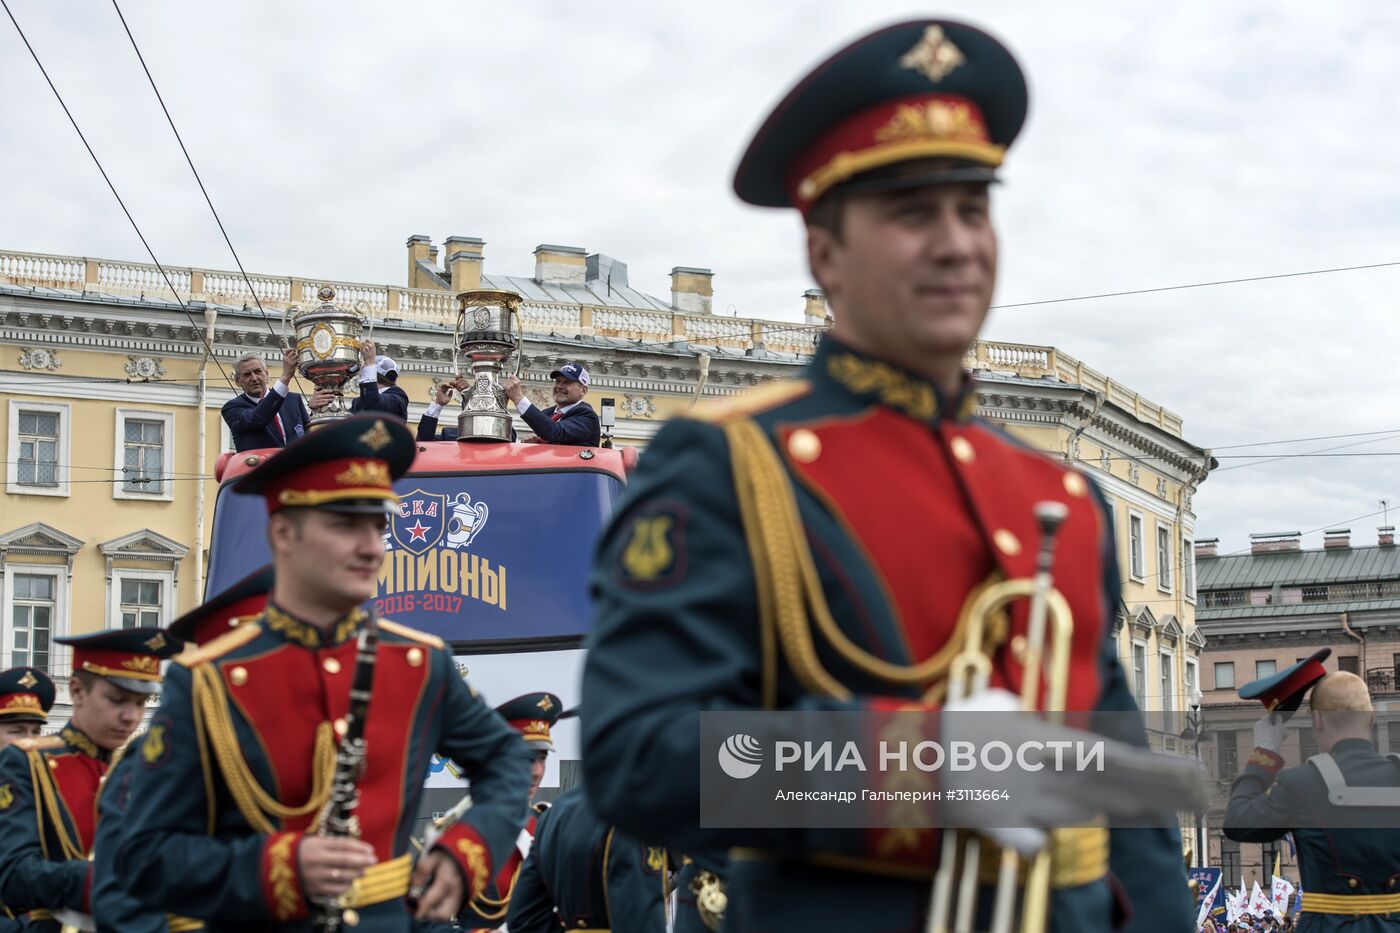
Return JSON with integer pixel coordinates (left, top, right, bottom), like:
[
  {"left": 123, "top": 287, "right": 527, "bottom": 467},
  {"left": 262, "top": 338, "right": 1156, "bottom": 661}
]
[
  {"left": 438, "top": 823, "right": 493, "bottom": 903},
  {"left": 272, "top": 380, "right": 289, "bottom": 397},
  {"left": 1246, "top": 747, "right": 1285, "bottom": 779},
  {"left": 514, "top": 397, "right": 531, "bottom": 416},
  {"left": 864, "top": 697, "right": 940, "bottom": 864},
  {"left": 260, "top": 831, "right": 307, "bottom": 921},
  {"left": 425, "top": 402, "right": 443, "bottom": 418}
]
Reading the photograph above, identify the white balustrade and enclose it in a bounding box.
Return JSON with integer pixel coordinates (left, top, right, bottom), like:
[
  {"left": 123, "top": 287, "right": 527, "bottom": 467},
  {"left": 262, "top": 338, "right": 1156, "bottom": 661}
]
[
  {"left": 97, "top": 260, "right": 190, "bottom": 297},
  {"left": 0, "top": 251, "right": 84, "bottom": 287},
  {"left": 594, "top": 307, "right": 672, "bottom": 336}
]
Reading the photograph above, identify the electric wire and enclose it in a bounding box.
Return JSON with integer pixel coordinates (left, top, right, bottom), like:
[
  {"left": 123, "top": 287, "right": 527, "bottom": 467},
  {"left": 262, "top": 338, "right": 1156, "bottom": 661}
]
[
  {"left": 107, "top": 0, "right": 308, "bottom": 396},
  {"left": 0, "top": 0, "right": 234, "bottom": 389}
]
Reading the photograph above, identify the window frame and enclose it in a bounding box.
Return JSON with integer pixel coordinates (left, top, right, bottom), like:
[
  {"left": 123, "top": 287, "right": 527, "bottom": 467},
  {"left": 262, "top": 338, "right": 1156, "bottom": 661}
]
[
  {"left": 112, "top": 408, "right": 175, "bottom": 502},
  {"left": 1185, "top": 657, "right": 1199, "bottom": 702},
  {"left": 6, "top": 399, "right": 70, "bottom": 497},
  {"left": 1214, "top": 661, "right": 1236, "bottom": 690},
  {"left": 1127, "top": 510, "right": 1146, "bottom": 582},
  {"left": 1132, "top": 639, "right": 1149, "bottom": 710},
  {"left": 1, "top": 562, "right": 69, "bottom": 673},
  {"left": 1182, "top": 535, "right": 1196, "bottom": 603},
  {"left": 1159, "top": 648, "right": 1176, "bottom": 713},
  {"left": 108, "top": 567, "right": 176, "bottom": 629},
  {"left": 1156, "top": 522, "right": 1174, "bottom": 593},
  {"left": 1256, "top": 659, "right": 1278, "bottom": 681}
]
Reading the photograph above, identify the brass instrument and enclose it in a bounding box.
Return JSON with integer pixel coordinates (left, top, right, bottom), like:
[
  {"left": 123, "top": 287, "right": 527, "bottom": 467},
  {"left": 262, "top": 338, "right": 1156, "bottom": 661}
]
[{"left": 927, "top": 501, "right": 1073, "bottom": 933}]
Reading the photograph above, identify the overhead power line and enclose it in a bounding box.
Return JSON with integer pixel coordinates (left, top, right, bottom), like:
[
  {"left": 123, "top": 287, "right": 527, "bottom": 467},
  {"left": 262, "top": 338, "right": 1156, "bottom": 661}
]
[
  {"left": 107, "top": 0, "right": 304, "bottom": 396},
  {"left": 0, "top": 0, "right": 233, "bottom": 389}
]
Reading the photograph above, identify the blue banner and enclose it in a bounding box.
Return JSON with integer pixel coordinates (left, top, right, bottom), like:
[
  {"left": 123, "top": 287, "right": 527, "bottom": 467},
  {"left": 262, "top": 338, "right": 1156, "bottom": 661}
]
[
  {"left": 1190, "top": 868, "right": 1223, "bottom": 915},
  {"left": 207, "top": 469, "right": 625, "bottom": 643}
]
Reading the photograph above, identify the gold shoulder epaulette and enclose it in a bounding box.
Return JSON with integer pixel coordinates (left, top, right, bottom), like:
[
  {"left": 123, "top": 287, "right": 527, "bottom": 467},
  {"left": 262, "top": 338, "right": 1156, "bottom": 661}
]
[
  {"left": 689, "top": 379, "right": 811, "bottom": 425},
  {"left": 15, "top": 735, "right": 65, "bottom": 752},
  {"left": 174, "top": 622, "right": 261, "bottom": 667},
  {"left": 378, "top": 618, "right": 446, "bottom": 650}
]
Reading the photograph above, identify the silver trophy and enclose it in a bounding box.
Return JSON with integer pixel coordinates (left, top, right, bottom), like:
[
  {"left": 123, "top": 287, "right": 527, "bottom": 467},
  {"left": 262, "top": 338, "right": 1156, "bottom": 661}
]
[
  {"left": 283, "top": 285, "right": 372, "bottom": 427},
  {"left": 452, "top": 289, "right": 522, "bottom": 442}
]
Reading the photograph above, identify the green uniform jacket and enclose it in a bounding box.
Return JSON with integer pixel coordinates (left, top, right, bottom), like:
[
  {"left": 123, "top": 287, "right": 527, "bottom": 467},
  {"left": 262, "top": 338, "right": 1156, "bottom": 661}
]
[
  {"left": 1225, "top": 738, "right": 1400, "bottom": 932},
  {"left": 581, "top": 336, "right": 1194, "bottom": 932},
  {"left": 507, "top": 786, "right": 665, "bottom": 932}
]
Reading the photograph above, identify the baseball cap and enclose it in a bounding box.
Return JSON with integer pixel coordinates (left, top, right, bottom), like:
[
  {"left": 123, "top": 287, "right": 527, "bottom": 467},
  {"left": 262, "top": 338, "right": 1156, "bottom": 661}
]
[
  {"left": 375, "top": 355, "right": 399, "bottom": 379},
  {"left": 549, "top": 363, "right": 589, "bottom": 387}
]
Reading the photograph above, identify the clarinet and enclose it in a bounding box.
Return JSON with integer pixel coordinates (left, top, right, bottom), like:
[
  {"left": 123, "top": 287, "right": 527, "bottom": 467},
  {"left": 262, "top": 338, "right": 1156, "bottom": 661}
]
[{"left": 312, "top": 609, "right": 380, "bottom": 933}]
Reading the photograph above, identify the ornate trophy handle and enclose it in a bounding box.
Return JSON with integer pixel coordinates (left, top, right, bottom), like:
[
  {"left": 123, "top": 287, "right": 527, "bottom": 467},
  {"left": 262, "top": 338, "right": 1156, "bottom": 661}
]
[
  {"left": 355, "top": 299, "right": 373, "bottom": 345},
  {"left": 452, "top": 304, "right": 465, "bottom": 378},
  {"left": 512, "top": 301, "right": 524, "bottom": 379},
  {"left": 282, "top": 304, "right": 299, "bottom": 352}
]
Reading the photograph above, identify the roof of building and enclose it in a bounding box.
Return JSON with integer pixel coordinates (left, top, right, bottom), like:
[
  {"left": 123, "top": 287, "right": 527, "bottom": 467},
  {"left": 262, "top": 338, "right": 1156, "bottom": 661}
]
[
  {"left": 480, "top": 273, "right": 673, "bottom": 313},
  {"left": 1196, "top": 597, "right": 1400, "bottom": 624},
  {"left": 1197, "top": 544, "right": 1400, "bottom": 590}
]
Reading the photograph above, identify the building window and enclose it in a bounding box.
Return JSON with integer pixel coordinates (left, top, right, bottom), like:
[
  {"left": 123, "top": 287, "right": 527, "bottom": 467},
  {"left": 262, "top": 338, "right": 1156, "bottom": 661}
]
[
  {"left": 7, "top": 401, "right": 70, "bottom": 496},
  {"left": 1128, "top": 512, "right": 1145, "bottom": 581},
  {"left": 1256, "top": 659, "right": 1277, "bottom": 680},
  {"left": 1299, "top": 725, "right": 1318, "bottom": 761},
  {"left": 1182, "top": 536, "right": 1195, "bottom": 601},
  {"left": 1160, "top": 651, "right": 1175, "bottom": 713},
  {"left": 1217, "top": 729, "right": 1239, "bottom": 780},
  {"left": 113, "top": 410, "right": 175, "bottom": 501},
  {"left": 10, "top": 572, "right": 56, "bottom": 672},
  {"left": 108, "top": 569, "right": 174, "bottom": 629},
  {"left": 118, "top": 578, "right": 163, "bottom": 628},
  {"left": 1215, "top": 661, "right": 1235, "bottom": 690},
  {"left": 1221, "top": 837, "right": 1241, "bottom": 889},
  {"left": 1157, "top": 524, "right": 1173, "bottom": 592},
  {"left": 1132, "top": 641, "right": 1148, "bottom": 709},
  {"left": 1339, "top": 655, "right": 1360, "bottom": 675}
]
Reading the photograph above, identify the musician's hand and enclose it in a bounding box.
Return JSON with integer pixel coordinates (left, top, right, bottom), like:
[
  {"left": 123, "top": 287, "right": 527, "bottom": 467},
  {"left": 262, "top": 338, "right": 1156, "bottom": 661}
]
[
  {"left": 412, "top": 850, "right": 465, "bottom": 921},
  {"left": 298, "top": 836, "right": 376, "bottom": 898},
  {"left": 502, "top": 376, "right": 524, "bottom": 403},
  {"left": 279, "top": 348, "right": 298, "bottom": 383}
]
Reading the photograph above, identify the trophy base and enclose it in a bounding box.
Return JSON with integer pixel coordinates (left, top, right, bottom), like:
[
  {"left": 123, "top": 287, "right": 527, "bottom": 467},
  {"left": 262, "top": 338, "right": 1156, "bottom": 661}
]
[{"left": 456, "top": 410, "right": 513, "bottom": 442}]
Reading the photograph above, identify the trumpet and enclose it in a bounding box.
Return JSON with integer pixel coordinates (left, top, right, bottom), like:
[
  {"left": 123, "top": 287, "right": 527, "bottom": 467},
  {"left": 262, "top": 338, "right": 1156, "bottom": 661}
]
[{"left": 926, "top": 501, "right": 1073, "bottom": 933}]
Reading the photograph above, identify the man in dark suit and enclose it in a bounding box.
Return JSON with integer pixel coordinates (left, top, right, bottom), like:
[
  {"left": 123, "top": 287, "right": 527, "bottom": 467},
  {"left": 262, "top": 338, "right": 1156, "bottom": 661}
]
[
  {"left": 221, "top": 349, "right": 331, "bottom": 452},
  {"left": 504, "top": 363, "right": 601, "bottom": 446},
  {"left": 350, "top": 340, "right": 410, "bottom": 421}
]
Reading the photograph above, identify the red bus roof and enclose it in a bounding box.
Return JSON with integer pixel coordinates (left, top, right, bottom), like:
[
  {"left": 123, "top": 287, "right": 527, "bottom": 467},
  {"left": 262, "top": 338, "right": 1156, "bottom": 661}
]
[{"left": 216, "top": 439, "right": 637, "bottom": 486}]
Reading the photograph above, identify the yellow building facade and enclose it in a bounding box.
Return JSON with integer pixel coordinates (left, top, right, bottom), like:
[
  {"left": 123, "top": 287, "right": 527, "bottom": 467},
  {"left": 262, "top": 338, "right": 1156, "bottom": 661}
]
[{"left": 1, "top": 242, "right": 1212, "bottom": 736}]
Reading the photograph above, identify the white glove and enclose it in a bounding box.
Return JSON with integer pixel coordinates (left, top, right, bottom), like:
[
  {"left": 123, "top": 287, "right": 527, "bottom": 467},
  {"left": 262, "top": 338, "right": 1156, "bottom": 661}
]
[{"left": 1253, "top": 712, "right": 1286, "bottom": 753}]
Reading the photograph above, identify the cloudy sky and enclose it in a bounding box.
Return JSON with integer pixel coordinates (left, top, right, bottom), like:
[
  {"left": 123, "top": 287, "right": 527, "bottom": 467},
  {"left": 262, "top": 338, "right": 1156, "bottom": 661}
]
[{"left": 3, "top": 1, "right": 1399, "bottom": 554}]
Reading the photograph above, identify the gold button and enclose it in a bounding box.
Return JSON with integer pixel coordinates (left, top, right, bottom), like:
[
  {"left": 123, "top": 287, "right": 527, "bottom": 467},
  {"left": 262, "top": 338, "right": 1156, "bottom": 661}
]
[
  {"left": 993, "top": 529, "right": 1022, "bottom": 556},
  {"left": 787, "top": 429, "right": 821, "bottom": 463},
  {"left": 49, "top": 759, "right": 58, "bottom": 769},
  {"left": 1063, "top": 472, "right": 1088, "bottom": 498},
  {"left": 342, "top": 908, "right": 359, "bottom": 927},
  {"left": 407, "top": 647, "right": 424, "bottom": 668},
  {"left": 334, "top": 718, "right": 349, "bottom": 738},
  {"left": 1388, "top": 878, "right": 1396, "bottom": 890},
  {"left": 1009, "top": 634, "right": 1028, "bottom": 663},
  {"left": 1349, "top": 878, "right": 1359, "bottom": 889},
  {"left": 323, "top": 657, "right": 342, "bottom": 675},
  {"left": 229, "top": 666, "right": 248, "bottom": 686},
  {"left": 950, "top": 436, "right": 975, "bottom": 464}
]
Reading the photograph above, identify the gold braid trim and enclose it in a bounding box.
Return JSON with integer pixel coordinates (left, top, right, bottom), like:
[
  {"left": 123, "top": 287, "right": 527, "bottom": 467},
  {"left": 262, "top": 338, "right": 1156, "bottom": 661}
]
[
  {"left": 724, "top": 418, "right": 1005, "bottom": 696},
  {"left": 191, "top": 662, "right": 335, "bottom": 834},
  {"left": 26, "top": 750, "right": 84, "bottom": 861}
]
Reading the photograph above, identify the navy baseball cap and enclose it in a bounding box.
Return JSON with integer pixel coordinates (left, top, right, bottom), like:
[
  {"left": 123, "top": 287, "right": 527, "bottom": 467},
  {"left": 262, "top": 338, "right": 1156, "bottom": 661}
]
[{"left": 549, "top": 363, "right": 590, "bottom": 388}]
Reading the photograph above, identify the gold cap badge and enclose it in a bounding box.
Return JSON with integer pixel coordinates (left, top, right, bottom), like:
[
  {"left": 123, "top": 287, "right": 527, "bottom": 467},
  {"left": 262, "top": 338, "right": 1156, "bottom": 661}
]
[{"left": 899, "top": 25, "right": 965, "bottom": 84}]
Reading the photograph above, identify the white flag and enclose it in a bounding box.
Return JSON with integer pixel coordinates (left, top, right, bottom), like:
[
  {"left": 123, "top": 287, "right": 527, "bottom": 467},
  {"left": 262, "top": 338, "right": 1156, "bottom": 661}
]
[
  {"left": 1197, "top": 872, "right": 1223, "bottom": 930},
  {"left": 1249, "top": 880, "right": 1275, "bottom": 917},
  {"left": 1272, "top": 875, "right": 1296, "bottom": 917}
]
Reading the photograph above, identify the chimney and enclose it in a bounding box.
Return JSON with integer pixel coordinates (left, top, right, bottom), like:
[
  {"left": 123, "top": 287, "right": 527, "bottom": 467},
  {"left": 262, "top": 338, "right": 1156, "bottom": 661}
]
[
  {"left": 445, "top": 236, "right": 485, "bottom": 293},
  {"left": 671, "top": 267, "right": 715, "bottom": 315},
  {"left": 534, "top": 245, "right": 587, "bottom": 287},
  {"left": 1194, "top": 538, "right": 1219, "bottom": 559},
  {"left": 1324, "top": 528, "right": 1352, "bottom": 549},
  {"left": 406, "top": 234, "right": 432, "bottom": 286},
  {"left": 1381, "top": 526, "right": 1396, "bottom": 547},
  {"left": 586, "top": 254, "right": 630, "bottom": 291},
  {"left": 1250, "top": 531, "right": 1302, "bottom": 554},
  {"left": 803, "top": 288, "right": 830, "bottom": 326}
]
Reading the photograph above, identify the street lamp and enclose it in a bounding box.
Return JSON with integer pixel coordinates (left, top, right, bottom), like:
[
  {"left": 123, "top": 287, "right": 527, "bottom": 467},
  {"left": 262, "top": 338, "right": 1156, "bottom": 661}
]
[{"left": 1180, "top": 687, "right": 1207, "bottom": 868}]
